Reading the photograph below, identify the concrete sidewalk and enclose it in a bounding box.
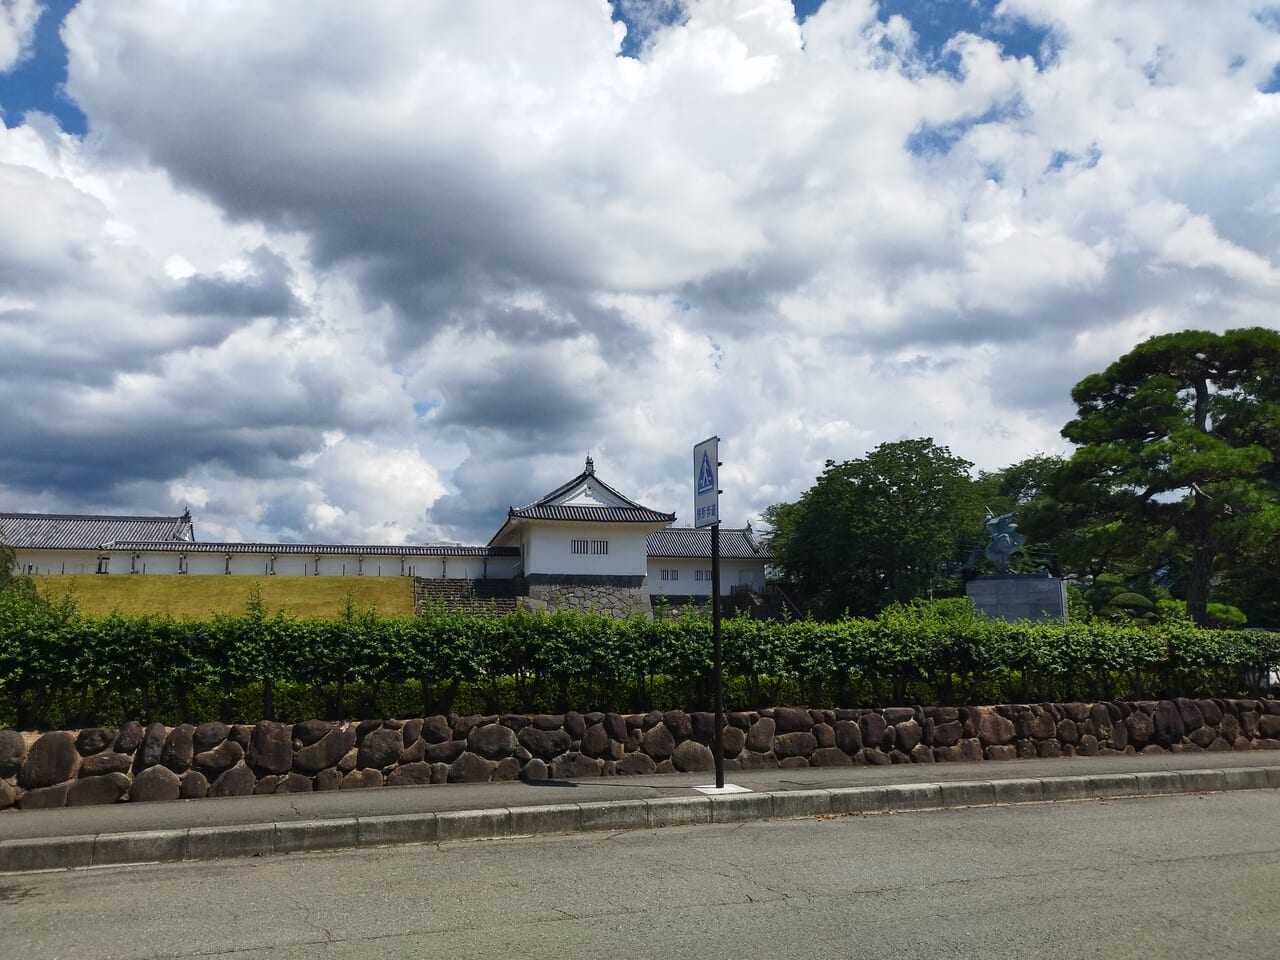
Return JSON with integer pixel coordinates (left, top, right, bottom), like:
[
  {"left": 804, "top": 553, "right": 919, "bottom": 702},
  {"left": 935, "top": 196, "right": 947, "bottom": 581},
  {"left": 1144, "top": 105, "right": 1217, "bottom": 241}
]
[{"left": 3, "top": 751, "right": 1278, "bottom": 874}]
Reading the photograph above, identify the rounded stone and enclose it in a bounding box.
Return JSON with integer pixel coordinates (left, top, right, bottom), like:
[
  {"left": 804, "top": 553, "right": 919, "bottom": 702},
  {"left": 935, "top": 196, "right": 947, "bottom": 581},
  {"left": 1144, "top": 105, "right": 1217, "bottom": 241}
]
[
  {"left": 810, "top": 747, "right": 853, "bottom": 767},
  {"left": 193, "top": 721, "right": 231, "bottom": 751},
  {"left": 292, "top": 719, "right": 332, "bottom": 746},
  {"left": 582, "top": 724, "right": 616, "bottom": 760},
  {"left": 17, "top": 782, "right": 70, "bottom": 809},
  {"left": 0, "top": 729, "right": 25, "bottom": 777},
  {"left": 314, "top": 768, "right": 343, "bottom": 791},
  {"left": 195, "top": 739, "right": 245, "bottom": 778},
  {"left": 859, "top": 713, "right": 886, "bottom": 747},
  {"left": 977, "top": 710, "right": 1015, "bottom": 746},
  {"left": 564, "top": 711, "right": 587, "bottom": 739},
  {"left": 424, "top": 739, "right": 467, "bottom": 764},
  {"left": 615, "top": 752, "right": 657, "bottom": 775},
  {"left": 812, "top": 722, "right": 835, "bottom": 749},
  {"left": 745, "top": 717, "right": 775, "bottom": 753},
  {"left": 75, "top": 727, "right": 116, "bottom": 756},
  {"left": 131, "top": 764, "right": 182, "bottom": 803},
  {"left": 161, "top": 724, "right": 196, "bottom": 773},
  {"left": 449, "top": 751, "right": 496, "bottom": 783},
  {"left": 139, "top": 722, "right": 168, "bottom": 768},
  {"left": 604, "top": 713, "right": 627, "bottom": 741},
  {"left": 294, "top": 727, "right": 356, "bottom": 774},
  {"left": 662, "top": 711, "right": 693, "bottom": 739},
  {"left": 114, "top": 721, "right": 145, "bottom": 755},
  {"left": 493, "top": 757, "right": 521, "bottom": 780},
  {"left": 468, "top": 723, "right": 518, "bottom": 760},
  {"left": 642, "top": 723, "right": 676, "bottom": 761},
  {"left": 773, "top": 731, "right": 818, "bottom": 759},
  {"left": 387, "top": 762, "right": 434, "bottom": 786},
  {"left": 341, "top": 769, "right": 383, "bottom": 789},
  {"left": 520, "top": 757, "right": 550, "bottom": 781},
  {"left": 1125, "top": 710, "right": 1154, "bottom": 746},
  {"left": 834, "top": 720, "right": 862, "bottom": 754},
  {"left": 671, "top": 740, "right": 714, "bottom": 772},
  {"left": 247, "top": 720, "right": 293, "bottom": 774},
  {"left": 357, "top": 728, "right": 404, "bottom": 769},
  {"left": 79, "top": 752, "right": 133, "bottom": 777},
  {"left": 550, "top": 752, "right": 603, "bottom": 779},
  {"left": 1152, "top": 701, "right": 1185, "bottom": 746},
  {"left": 66, "top": 772, "right": 131, "bottom": 806},
  {"left": 421, "top": 716, "right": 452, "bottom": 743},
  {"left": 180, "top": 770, "right": 210, "bottom": 799},
  {"left": 0, "top": 778, "right": 16, "bottom": 810},
  {"left": 772, "top": 707, "right": 813, "bottom": 733},
  {"left": 895, "top": 719, "right": 923, "bottom": 752},
  {"left": 721, "top": 726, "right": 746, "bottom": 758},
  {"left": 19, "top": 731, "right": 79, "bottom": 789},
  {"left": 211, "top": 762, "right": 259, "bottom": 798}
]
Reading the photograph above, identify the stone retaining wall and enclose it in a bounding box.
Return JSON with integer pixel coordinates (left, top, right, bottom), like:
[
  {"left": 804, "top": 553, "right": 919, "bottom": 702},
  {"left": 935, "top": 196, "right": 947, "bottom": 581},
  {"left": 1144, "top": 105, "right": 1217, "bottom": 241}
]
[{"left": 3, "top": 698, "right": 1279, "bottom": 810}]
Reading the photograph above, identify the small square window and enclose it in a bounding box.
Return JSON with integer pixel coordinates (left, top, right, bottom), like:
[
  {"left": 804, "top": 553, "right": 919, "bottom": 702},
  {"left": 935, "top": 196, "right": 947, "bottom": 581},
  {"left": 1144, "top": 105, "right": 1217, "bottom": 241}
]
[
  {"left": 571, "top": 539, "right": 589, "bottom": 555},
  {"left": 591, "top": 540, "right": 608, "bottom": 555}
]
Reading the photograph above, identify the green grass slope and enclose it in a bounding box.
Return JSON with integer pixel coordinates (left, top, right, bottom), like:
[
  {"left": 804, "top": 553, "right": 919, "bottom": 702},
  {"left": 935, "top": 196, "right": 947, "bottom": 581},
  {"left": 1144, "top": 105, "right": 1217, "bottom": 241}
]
[{"left": 31, "top": 574, "right": 415, "bottom": 619}]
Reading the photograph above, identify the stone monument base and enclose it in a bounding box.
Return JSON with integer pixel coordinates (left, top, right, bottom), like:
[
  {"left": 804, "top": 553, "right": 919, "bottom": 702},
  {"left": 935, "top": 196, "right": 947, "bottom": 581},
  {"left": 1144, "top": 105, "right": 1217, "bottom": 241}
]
[{"left": 966, "top": 574, "right": 1067, "bottom": 624}]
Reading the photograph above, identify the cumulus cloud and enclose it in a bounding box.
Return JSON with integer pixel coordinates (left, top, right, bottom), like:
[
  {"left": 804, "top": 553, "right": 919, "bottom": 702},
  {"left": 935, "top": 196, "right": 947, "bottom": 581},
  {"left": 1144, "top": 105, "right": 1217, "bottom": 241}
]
[
  {"left": 0, "top": 0, "right": 39, "bottom": 73},
  {"left": 0, "top": 0, "right": 1276, "bottom": 543}
]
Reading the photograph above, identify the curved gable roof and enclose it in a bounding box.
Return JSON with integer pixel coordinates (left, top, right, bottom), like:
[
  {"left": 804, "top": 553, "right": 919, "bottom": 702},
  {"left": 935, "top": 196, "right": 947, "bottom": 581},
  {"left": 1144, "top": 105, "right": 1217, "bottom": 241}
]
[{"left": 492, "top": 457, "right": 675, "bottom": 544}]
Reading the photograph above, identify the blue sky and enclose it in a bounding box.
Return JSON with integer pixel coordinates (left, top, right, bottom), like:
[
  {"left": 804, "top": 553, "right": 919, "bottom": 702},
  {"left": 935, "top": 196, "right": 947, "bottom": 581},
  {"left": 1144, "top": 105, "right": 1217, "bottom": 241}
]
[
  {"left": 0, "top": 0, "right": 83, "bottom": 132},
  {"left": 1, "top": 1, "right": 1278, "bottom": 545}
]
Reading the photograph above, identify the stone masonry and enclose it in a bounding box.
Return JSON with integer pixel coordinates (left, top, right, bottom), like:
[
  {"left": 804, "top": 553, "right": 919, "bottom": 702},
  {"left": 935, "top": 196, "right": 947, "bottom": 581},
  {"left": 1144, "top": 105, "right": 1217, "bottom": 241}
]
[{"left": 2, "top": 698, "right": 1279, "bottom": 810}]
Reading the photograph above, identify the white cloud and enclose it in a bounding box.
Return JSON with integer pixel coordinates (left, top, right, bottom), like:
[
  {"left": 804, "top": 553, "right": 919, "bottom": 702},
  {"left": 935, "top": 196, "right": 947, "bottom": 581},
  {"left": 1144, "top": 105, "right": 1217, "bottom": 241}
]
[
  {"left": 0, "top": 0, "right": 39, "bottom": 74},
  {"left": 0, "top": 0, "right": 1275, "bottom": 542}
]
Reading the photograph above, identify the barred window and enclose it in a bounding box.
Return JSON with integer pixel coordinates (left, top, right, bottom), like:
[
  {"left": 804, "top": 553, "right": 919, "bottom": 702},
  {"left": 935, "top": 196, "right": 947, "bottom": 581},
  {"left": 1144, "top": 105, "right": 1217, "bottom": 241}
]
[
  {"left": 591, "top": 540, "right": 608, "bottom": 555},
  {"left": 571, "top": 539, "right": 589, "bottom": 555},
  {"left": 660, "top": 568, "right": 678, "bottom": 581}
]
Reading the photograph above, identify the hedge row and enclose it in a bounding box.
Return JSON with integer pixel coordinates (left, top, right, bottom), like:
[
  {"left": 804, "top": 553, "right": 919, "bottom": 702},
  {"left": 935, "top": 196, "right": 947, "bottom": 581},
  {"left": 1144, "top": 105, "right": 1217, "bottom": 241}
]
[{"left": 1, "top": 591, "right": 1277, "bottom": 727}]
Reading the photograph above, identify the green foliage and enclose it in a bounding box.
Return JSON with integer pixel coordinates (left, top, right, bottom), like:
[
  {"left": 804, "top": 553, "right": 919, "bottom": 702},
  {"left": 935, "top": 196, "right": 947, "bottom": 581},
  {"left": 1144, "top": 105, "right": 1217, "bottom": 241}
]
[
  {"left": 765, "top": 438, "right": 983, "bottom": 617},
  {"left": 1, "top": 597, "right": 1276, "bottom": 728},
  {"left": 1057, "top": 327, "right": 1280, "bottom": 624}
]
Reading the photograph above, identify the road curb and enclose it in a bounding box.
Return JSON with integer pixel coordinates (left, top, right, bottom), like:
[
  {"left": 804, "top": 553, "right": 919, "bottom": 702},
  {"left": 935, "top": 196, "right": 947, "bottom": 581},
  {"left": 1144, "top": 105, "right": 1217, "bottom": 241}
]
[{"left": 3, "top": 765, "right": 1276, "bottom": 875}]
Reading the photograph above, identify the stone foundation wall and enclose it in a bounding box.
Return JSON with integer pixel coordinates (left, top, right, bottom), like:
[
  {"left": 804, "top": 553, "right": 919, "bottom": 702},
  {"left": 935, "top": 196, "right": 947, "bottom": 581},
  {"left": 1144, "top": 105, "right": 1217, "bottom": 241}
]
[
  {"left": 523, "top": 574, "right": 653, "bottom": 619},
  {"left": 3, "top": 698, "right": 1279, "bottom": 810}
]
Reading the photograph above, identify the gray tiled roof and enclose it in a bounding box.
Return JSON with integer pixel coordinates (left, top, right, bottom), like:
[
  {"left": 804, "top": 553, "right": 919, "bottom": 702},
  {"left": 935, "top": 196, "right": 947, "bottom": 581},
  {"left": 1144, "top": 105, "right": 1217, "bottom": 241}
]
[
  {"left": 509, "top": 504, "right": 675, "bottom": 523},
  {"left": 0, "top": 512, "right": 193, "bottom": 550},
  {"left": 645, "top": 527, "right": 771, "bottom": 560},
  {"left": 506, "top": 457, "right": 675, "bottom": 526},
  {"left": 110, "top": 541, "right": 518, "bottom": 558}
]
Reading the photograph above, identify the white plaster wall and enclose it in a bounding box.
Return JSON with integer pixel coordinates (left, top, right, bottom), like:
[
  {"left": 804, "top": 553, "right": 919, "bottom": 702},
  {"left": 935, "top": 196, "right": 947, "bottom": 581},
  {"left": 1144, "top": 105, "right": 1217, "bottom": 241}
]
[
  {"left": 186, "top": 555, "right": 227, "bottom": 576},
  {"left": 132, "top": 554, "right": 182, "bottom": 575},
  {"left": 11, "top": 550, "right": 100, "bottom": 575},
  {"left": 524, "top": 523, "right": 652, "bottom": 577},
  {"left": 647, "top": 558, "right": 767, "bottom": 596}
]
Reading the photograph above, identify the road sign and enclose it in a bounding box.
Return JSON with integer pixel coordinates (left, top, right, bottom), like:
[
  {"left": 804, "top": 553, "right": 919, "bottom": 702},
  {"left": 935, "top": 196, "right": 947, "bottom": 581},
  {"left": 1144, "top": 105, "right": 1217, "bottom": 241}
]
[{"left": 693, "top": 436, "right": 719, "bottom": 529}]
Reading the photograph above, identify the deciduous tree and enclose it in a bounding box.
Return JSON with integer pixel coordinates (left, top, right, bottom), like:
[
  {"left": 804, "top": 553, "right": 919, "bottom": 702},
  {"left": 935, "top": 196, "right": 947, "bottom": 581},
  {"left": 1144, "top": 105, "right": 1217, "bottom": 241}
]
[{"left": 765, "top": 438, "right": 980, "bottom": 617}]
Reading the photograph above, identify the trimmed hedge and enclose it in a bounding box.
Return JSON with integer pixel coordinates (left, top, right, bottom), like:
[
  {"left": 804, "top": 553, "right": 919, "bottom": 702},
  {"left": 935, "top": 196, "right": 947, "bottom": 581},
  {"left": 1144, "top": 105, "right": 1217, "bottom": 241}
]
[{"left": 1, "top": 589, "right": 1277, "bottom": 728}]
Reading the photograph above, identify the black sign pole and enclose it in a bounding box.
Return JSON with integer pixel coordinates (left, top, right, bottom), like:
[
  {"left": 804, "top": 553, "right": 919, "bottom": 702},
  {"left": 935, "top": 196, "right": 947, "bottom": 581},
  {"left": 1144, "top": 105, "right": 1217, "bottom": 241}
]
[{"left": 712, "top": 519, "right": 724, "bottom": 789}]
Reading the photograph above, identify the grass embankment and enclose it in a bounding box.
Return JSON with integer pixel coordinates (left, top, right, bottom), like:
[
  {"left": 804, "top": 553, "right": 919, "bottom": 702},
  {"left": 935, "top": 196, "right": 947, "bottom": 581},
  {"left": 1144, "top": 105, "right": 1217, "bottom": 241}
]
[{"left": 31, "top": 574, "right": 415, "bottom": 619}]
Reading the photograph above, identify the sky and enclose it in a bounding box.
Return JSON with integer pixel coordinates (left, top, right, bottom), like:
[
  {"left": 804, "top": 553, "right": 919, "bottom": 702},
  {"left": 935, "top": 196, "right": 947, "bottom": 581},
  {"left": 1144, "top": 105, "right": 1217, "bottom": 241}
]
[{"left": 0, "top": 0, "right": 1278, "bottom": 546}]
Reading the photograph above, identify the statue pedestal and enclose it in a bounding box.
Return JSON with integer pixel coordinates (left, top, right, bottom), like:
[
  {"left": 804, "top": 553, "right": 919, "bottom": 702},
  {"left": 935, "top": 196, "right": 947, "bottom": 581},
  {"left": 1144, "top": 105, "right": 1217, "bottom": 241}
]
[{"left": 966, "top": 574, "right": 1067, "bottom": 624}]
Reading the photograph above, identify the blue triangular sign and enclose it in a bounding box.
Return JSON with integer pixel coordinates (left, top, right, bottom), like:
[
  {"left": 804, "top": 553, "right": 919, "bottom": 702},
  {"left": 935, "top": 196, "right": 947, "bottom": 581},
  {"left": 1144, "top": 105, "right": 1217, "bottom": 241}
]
[{"left": 697, "top": 451, "right": 715, "bottom": 495}]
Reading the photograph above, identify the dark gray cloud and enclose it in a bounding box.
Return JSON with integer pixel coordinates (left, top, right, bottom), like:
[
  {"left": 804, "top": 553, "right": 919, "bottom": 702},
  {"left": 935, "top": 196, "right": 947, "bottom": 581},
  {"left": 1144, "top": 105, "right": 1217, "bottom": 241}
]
[{"left": 165, "top": 247, "right": 300, "bottom": 318}]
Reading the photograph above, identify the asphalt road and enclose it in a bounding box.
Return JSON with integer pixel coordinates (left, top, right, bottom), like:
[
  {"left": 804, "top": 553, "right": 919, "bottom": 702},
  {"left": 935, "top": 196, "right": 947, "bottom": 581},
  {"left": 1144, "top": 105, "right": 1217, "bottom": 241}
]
[{"left": 3, "top": 788, "right": 1277, "bottom": 959}]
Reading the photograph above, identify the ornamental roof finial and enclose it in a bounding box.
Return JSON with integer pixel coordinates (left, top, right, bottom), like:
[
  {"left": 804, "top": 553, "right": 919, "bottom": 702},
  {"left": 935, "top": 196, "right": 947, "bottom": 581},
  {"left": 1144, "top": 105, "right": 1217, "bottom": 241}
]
[{"left": 585, "top": 454, "right": 595, "bottom": 474}]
